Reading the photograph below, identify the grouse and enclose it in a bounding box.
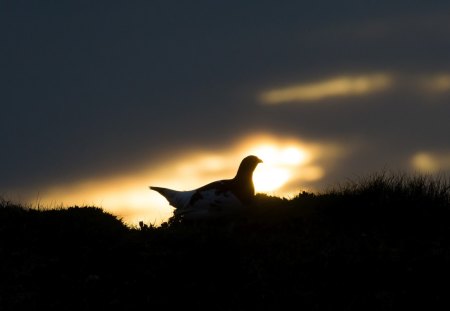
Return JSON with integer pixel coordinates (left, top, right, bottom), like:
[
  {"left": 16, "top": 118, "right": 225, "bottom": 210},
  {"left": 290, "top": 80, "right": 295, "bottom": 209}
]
[{"left": 150, "top": 155, "right": 262, "bottom": 219}]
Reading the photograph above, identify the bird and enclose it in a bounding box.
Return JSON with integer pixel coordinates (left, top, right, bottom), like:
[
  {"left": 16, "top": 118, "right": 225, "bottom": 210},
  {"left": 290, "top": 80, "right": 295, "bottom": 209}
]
[{"left": 149, "top": 155, "right": 262, "bottom": 220}]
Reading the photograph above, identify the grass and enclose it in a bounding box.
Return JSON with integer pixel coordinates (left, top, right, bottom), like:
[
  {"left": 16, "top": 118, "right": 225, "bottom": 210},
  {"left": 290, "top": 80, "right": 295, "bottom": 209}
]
[{"left": 1, "top": 172, "right": 450, "bottom": 310}]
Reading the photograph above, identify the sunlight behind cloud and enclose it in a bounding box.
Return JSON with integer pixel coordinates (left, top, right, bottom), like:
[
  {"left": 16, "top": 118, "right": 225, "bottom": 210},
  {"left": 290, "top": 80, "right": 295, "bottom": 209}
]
[
  {"left": 36, "top": 134, "right": 343, "bottom": 226},
  {"left": 247, "top": 143, "right": 310, "bottom": 192},
  {"left": 260, "top": 73, "right": 392, "bottom": 104},
  {"left": 411, "top": 152, "right": 450, "bottom": 173}
]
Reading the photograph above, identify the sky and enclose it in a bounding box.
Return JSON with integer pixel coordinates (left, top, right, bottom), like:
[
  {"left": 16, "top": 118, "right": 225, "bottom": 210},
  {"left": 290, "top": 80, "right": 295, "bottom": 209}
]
[{"left": 2, "top": 1, "right": 450, "bottom": 224}]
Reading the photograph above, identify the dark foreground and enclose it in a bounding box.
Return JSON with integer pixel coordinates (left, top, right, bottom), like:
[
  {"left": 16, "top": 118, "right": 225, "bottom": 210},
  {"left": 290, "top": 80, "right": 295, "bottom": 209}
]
[{"left": 1, "top": 173, "right": 450, "bottom": 310}]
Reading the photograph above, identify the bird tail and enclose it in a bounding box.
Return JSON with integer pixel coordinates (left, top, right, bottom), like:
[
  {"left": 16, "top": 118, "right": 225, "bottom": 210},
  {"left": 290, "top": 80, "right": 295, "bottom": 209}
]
[
  {"left": 149, "top": 186, "right": 191, "bottom": 209},
  {"left": 149, "top": 186, "right": 168, "bottom": 193}
]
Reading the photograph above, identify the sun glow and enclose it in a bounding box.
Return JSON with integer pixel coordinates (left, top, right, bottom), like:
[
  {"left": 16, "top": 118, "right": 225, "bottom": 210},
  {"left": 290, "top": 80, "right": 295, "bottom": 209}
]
[
  {"left": 248, "top": 144, "right": 310, "bottom": 192},
  {"left": 412, "top": 152, "right": 450, "bottom": 173},
  {"left": 253, "top": 167, "right": 291, "bottom": 192},
  {"left": 33, "top": 134, "right": 340, "bottom": 226}
]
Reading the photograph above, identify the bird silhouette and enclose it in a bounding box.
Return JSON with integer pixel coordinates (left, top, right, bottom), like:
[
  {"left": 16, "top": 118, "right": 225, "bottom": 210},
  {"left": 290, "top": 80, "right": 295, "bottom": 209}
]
[{"left": 150, "top": 155, "right": 262, "bottom": 219}]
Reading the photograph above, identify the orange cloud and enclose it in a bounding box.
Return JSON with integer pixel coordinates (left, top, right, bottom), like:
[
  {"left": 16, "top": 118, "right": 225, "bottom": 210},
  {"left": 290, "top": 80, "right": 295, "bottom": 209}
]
[
  {"left": 411, "top": 152, "right": 450, "bottom": 173},
  {"left": 260, "top": 73, "right": 392, "bottom": 104},
  {"left": 35, "top": 134, "right": 344, "bottom": 226}
]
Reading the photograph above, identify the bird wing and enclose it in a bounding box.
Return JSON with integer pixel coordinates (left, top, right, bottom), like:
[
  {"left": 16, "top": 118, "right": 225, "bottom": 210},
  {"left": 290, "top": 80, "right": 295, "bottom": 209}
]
[
  {"left": 151, "top": 180, "right": 245, "bottom": 219},
  {"left": 175, "top": 183, "right": 244, "bottom": 219}
]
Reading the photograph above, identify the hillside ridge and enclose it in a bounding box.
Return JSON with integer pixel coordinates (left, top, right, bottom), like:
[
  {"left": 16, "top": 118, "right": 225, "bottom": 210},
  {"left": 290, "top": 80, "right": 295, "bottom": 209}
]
[{"left": 1, "top": 172, "right": 450, "bottom": 310}]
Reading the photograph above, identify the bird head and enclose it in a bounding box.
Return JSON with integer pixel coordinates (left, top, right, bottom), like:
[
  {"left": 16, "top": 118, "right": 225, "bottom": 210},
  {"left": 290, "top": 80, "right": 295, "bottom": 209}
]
[{"left": 235, "top": 155, "right": 263, "bottom": 180}]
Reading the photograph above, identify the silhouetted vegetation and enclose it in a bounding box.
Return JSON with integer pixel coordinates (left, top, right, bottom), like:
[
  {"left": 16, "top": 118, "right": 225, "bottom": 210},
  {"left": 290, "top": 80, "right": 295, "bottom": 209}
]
[{"left": 1, "top": 172, "right": 450, "bottom": 310}]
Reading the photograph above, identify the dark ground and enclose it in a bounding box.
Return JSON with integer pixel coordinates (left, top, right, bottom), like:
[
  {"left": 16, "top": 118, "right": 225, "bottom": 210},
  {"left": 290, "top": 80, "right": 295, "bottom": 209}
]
[{"left": 1, "top": 173, "right": 450, "bottom": 310}]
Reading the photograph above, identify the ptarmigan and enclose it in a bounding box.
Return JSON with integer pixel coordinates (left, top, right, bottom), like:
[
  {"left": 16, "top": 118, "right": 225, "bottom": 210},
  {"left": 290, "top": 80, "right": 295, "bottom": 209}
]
[{"left": 150, "top": 155, "right": 262, "bottom": 219}]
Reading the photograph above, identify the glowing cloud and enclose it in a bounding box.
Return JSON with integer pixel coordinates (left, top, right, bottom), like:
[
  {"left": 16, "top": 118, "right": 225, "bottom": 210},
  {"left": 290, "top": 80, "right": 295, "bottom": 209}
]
[
  {"left": 35, "top": 134, "right": 343, "bottom": 226},
  {"left": 420, "top": 74, "right": 450, "bottom": 93},
  {"left": 411, "top": 152, "right": 450, "bottom": 173},
  {"left": 247, "top": 143, "right": 310, "bottom": 192},
  {"left": 260, "top": 73, "right": 392, "bottom": 104}
]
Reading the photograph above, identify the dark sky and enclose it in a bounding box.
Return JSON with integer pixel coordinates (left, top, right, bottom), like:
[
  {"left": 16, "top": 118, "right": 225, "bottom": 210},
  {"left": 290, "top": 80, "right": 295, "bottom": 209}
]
[{"left": 2, "top": 1, "right": 450, "bottom": 202}]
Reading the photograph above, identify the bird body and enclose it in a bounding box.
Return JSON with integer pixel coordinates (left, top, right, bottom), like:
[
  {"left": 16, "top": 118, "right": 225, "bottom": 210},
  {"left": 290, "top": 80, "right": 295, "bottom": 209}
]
[{"left": 150, "top": 155, "right": 262, "bottom": 220}]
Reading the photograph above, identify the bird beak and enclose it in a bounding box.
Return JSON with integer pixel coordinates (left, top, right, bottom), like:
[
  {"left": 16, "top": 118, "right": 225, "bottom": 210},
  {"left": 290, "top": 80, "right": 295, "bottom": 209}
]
[{"left": 258, "top": 158, "right": 263, "bottom": 163}]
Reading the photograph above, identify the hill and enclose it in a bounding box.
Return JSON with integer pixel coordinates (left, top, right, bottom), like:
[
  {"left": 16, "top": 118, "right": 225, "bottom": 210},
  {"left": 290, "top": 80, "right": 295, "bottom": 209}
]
[{"left": 1, "top": 172, "right": 450, "bottom": 310}]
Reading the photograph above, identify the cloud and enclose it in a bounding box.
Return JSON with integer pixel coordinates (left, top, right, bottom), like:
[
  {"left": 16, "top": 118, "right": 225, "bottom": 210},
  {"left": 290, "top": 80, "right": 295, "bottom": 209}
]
[
  {"left": 259, "top": 71, "right": 450, "bottom": 106},
  {"left": 411, "top": 151, "right": 450, "bottom": 173},
  {"left": 259, "top": 73, "right": 392, "bottom": 104},
  {"left": 31, "top": 133, "right": 345, "bottom": 225},
  {"left": 418, "top": 74, "right": 450, "bottom": 93}
]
